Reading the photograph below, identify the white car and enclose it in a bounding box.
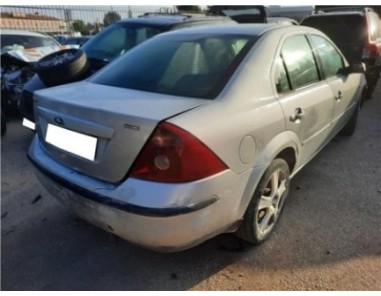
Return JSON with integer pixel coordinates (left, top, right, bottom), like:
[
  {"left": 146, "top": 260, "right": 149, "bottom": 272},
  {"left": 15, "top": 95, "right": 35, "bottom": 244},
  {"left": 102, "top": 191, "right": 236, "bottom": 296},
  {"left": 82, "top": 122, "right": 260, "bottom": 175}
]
[
  {"left": 28, "top": 24, "right": 366, "bottom": 252},
  {"left": 1, "top": 29, "right": 60, "bottom": 53},
  {"left": 1, "top": 29, "right": 76, "bottom": 129}
]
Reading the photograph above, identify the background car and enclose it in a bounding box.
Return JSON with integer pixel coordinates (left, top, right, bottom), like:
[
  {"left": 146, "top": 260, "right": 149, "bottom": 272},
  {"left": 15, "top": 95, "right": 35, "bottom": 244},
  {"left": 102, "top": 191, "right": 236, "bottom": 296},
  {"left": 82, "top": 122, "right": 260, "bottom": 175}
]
[
  {"left": 206, "top": 5, "right": 267, "bottom": 23},
  {"left": 1, "top": 29, "right": 60, "bottom": 52},
  {"left": 53, "top": 35, "right": 68, "bottom": 44},
  {"left": 19, "top": 14, "right": 236, "bottom": 126},
  {"left": 28, "top": 24, "right": 366, "bottom": 252},
  {"left": 301, "top": 6, "right": 381, "bottom": 98},
  {"left": 267, "top": 17, "right": 299, "bottom": 25},
  {"left": 1, "top": 29, "right": 64, "bottom": 135},
  {"left": 64, "top": 36, "right": 92, "bottom": 47}
]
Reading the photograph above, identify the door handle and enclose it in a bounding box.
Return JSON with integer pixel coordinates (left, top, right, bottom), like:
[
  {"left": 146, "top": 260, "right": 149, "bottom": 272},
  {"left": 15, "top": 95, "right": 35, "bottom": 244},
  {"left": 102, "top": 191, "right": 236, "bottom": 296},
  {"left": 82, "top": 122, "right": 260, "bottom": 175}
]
[
  {"left": 335, "top": 90, "right": 343, "bottom": 101},
  {"left": 290, "top": 107, "right": 304, "bottom": 123}
]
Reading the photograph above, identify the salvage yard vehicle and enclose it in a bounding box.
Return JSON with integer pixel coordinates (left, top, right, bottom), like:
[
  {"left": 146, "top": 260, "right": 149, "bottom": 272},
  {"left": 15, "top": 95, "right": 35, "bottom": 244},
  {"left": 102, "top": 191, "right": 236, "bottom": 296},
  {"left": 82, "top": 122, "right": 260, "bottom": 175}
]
[
  {"left": 63, "top": 36, "right": 92, "bottom": 47},
  {"left": 18, "top": 14, "right": 236, "bottom": 128},
  {"left": 28, "top": 24, "right": 366, "bottom": 252},
  {"left": 1, "top": 29, "right": 77, "bottom": 135},
  {"left": 1, "top": 30, "right": 61, "bottom": 115},
  {"left": 206, "top": 5, "right": 267, "bottom": 23},
  {"left": 301, "top": 6, "right": 381, "bottom": 98}
]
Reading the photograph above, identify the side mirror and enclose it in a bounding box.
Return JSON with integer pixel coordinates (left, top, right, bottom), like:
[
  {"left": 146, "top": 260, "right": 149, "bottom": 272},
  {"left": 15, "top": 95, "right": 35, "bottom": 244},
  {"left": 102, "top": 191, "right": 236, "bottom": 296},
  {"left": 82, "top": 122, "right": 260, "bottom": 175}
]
[
  {"left": 339, "top": 63, "right": 366, "bottom": 75},
  {"left": 351, "top": 62, "right": 366, "bottom": 73}
]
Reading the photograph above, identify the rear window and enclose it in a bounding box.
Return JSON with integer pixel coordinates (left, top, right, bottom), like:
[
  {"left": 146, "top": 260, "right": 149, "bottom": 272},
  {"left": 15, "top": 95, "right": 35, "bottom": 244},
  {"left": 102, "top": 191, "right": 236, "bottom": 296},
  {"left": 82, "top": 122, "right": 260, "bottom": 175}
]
[
  {"left": 90, "top": 34, "right": 255, "bottom": 99},
  {"left": 302, "top": 15, "right": 365, "bottom": 44}
]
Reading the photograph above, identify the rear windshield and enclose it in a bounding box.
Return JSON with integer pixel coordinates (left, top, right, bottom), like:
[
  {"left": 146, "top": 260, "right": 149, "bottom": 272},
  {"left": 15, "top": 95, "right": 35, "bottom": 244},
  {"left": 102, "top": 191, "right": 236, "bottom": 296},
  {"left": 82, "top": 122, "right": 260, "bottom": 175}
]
[
  {"left": 302, "top": 15, "right": 365, "bottom": 44},
  {"left": 90, "top": 34, "right": 255, "bottom": 99}
]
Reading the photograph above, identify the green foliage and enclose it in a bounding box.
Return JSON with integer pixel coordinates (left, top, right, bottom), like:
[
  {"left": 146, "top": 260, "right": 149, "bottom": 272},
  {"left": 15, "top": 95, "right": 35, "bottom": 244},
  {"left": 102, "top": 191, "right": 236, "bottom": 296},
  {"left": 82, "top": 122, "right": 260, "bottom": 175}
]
[
  {"left": 72, "top": 20, "right": 89, "bottom": 35},
  {"left": 176, "top": 6, "right": 201, "bottom": 13},
  {"left": 103, "top": 11, "right": 121, "bottom": 27}
]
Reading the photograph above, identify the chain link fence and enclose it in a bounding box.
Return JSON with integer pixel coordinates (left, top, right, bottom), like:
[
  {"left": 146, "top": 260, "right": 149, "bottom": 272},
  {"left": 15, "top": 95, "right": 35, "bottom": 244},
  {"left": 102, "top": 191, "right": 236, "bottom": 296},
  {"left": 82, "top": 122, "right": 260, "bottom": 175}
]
[{"left": 1, "top": 5, "right": 177, "bottom": 35}]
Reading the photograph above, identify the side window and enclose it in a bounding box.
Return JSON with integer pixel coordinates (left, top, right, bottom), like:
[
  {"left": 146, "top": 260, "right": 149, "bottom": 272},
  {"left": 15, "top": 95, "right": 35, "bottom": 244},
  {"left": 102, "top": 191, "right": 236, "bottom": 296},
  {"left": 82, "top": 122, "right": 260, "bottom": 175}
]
[
  {"left": 310, "top": 35, "right": 345, "bottom": 78},
  {"left": 281, "top": 35, "right": 320, "bottom": 89}
]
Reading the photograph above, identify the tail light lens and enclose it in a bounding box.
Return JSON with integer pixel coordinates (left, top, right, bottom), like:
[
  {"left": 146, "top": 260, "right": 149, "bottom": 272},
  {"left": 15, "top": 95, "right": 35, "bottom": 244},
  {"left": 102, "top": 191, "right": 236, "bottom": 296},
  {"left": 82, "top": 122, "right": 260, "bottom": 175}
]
[
  {"left": 130, "top": 122, "right": 227, "bottom": 183},
  {"left": 362, "top": 43, "right": 378, "bottom": 60}
]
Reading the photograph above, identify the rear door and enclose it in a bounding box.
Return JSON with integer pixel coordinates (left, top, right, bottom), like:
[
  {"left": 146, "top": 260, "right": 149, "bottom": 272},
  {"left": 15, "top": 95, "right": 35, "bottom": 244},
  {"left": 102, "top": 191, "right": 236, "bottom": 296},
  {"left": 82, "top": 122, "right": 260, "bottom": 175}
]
[{"left": 274, "top": 34, "right": 335, "bottom": 166}]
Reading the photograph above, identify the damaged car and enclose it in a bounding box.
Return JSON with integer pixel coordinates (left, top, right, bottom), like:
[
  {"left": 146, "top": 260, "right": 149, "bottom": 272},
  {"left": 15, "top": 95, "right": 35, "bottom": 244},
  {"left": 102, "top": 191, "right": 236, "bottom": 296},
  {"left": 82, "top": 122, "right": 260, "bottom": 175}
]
[
  {"left": 1, "top": 29, "right": 76, "bottom": 134},
  {"left": 29, "top": 24, "right": 366, "bottom": 252}
]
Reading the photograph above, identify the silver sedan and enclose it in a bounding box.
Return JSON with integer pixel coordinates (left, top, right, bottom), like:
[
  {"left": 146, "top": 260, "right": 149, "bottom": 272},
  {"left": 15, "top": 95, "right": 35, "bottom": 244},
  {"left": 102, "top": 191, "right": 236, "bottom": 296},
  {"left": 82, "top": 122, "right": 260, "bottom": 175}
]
[{"left": 28, "top": 24, "right": 366, "bottom": 252}]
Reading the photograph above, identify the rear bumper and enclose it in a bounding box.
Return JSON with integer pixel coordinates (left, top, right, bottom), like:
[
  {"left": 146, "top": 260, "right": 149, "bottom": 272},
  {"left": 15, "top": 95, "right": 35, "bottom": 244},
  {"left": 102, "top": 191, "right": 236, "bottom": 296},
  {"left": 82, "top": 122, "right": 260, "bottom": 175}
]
[
  {"left": 34, "top": 167, "right": 226, "bottom": 252},
  {"left": 30, "top": 153, "right": 218, "bottom": 217},
  {"left": 28, "top": 135, "right": 262, "bottom": 252}
]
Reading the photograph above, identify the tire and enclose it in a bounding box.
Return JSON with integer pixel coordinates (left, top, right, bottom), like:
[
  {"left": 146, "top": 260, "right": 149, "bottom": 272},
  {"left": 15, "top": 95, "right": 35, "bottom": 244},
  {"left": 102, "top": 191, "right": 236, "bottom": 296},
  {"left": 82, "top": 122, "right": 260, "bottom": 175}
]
[
  {"left": 365, "top": 72, "right": 380, "bottom": 99},
  {"left": 340, "top": 100, "right": 361, "bottom": 137},
  {"left": 35, "top": 48, "right": 90, "bottom": 87},
  {"left": 236, "top": 158, "right": 290, "bottom": 244}
]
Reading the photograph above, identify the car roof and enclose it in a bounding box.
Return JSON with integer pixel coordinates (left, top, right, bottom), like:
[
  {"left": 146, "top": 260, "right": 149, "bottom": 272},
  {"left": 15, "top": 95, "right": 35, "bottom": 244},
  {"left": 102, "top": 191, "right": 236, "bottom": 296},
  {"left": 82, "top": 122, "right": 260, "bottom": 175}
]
[
  {"left": 305, "top": 11, "right": 365, "bottom": 18},
  {"left": 0, "top": 29, "right": 48, "bottom": 37},
  {"left": 312, "top": 6, "right": 374, "bottom": 15},
  {"left": 156, "top": 23, "right": 290, "bottom": 37}
]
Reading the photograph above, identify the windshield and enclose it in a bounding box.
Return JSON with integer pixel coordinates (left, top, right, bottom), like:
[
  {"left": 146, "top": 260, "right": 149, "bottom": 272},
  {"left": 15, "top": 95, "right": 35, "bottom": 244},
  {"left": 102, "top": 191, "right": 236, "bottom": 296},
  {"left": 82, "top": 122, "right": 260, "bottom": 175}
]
[
  {"left": 81, "top": 23, "right": 164, "bottom": 63},
  {"left": 90, "top": 34, "right": 255, "bottom": 99},
  {"left": 1, "top": 34, "right": 59, "bottom": 51}
]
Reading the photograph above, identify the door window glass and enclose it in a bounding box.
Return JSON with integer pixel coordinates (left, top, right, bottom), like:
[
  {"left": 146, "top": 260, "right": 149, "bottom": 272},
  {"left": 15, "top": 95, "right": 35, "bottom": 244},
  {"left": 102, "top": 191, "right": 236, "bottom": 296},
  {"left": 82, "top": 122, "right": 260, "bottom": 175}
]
[
  {"left": 310, "top": 35, "right": 345, "bottom": 78},
  {"left": 281, "top": 35, "right": 320, "bottom": 89}
]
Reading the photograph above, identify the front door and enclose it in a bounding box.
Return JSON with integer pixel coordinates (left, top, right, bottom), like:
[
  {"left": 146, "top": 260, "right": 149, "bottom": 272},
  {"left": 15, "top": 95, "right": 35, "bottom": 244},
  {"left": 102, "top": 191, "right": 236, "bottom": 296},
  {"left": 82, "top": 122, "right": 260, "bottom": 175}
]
[{"left": 309, "top": 34, "right": 361, "bottom": 134}]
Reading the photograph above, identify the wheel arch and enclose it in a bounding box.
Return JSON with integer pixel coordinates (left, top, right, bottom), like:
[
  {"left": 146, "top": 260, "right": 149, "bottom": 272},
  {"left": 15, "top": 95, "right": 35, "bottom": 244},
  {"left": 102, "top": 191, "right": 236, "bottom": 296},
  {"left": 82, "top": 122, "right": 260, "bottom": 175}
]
[
  {"left": 275, "top": 147, "right": 297, "bottom": 175},
  {"left": 236, "top": 130, "right": 300, "bottom": 219}
]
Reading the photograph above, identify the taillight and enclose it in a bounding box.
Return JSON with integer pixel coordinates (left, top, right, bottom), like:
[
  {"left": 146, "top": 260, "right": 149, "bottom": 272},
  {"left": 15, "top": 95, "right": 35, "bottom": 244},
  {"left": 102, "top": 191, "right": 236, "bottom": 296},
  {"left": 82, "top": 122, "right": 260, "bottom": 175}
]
[
  {"left": 130, "top": 122, "right": 227, "bottom": 183},
  {"left": 362, "top": 43, "right": 378, "bottom": 60}
]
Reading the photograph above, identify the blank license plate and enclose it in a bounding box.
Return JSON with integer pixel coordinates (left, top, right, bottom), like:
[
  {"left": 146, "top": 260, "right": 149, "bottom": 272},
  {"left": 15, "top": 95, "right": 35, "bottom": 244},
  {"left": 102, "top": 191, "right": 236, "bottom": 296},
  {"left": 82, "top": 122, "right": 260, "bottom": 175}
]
[
  {"left": 45, "top": 124, "right": 97, "bottom": 161},
  {"left": 22, "top": 118, "right": 36, "bottom": 130}
]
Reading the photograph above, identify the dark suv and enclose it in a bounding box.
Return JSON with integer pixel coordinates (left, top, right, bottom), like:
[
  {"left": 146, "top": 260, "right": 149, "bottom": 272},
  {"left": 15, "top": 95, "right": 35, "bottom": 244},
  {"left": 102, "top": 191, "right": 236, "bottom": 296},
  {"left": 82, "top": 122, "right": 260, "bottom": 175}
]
[
  {"left": 301, "top": 6, "right": 381, "bottom": 97},
  {"left": 19, "top": 14, "right": 235, "bottom": 126}
]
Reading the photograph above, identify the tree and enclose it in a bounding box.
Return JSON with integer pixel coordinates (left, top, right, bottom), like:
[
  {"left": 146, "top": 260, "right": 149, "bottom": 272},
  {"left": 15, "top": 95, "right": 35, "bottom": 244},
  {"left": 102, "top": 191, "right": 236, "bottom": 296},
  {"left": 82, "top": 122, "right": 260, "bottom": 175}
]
[
  {"left": 176, "top": 6, "right": 201, "bottom": 13},
  {"left": 103, "top": 11, "right": 121, "bottom": 27},
  {"left": 72, "top": 20, "right": 89, "bottom": 35}
]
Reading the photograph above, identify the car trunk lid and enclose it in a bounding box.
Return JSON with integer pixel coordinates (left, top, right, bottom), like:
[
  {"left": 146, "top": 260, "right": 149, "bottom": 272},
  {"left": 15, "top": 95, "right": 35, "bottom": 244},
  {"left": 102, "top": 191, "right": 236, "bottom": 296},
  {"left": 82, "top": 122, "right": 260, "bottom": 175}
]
[{"left": 34, "top": 81, "right": 207, "bottom": 183}]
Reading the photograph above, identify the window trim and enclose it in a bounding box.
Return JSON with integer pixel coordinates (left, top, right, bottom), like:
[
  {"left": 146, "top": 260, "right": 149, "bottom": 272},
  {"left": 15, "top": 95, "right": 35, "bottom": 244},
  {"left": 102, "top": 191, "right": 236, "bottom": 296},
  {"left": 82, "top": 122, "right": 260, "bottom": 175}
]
[
  {"left": 276, "top": 34, "right": 322, "bottom": 94},
  {"left": 307, "top": 34, "right": 346, "bottom": 80}
]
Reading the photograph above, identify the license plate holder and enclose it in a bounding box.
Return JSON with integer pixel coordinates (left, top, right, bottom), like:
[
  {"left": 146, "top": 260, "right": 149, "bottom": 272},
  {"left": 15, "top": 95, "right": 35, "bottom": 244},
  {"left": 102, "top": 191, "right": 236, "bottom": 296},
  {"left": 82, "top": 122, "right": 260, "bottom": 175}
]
[{"left": 45, "top": 124, "right": 97, "bottom": 161}]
